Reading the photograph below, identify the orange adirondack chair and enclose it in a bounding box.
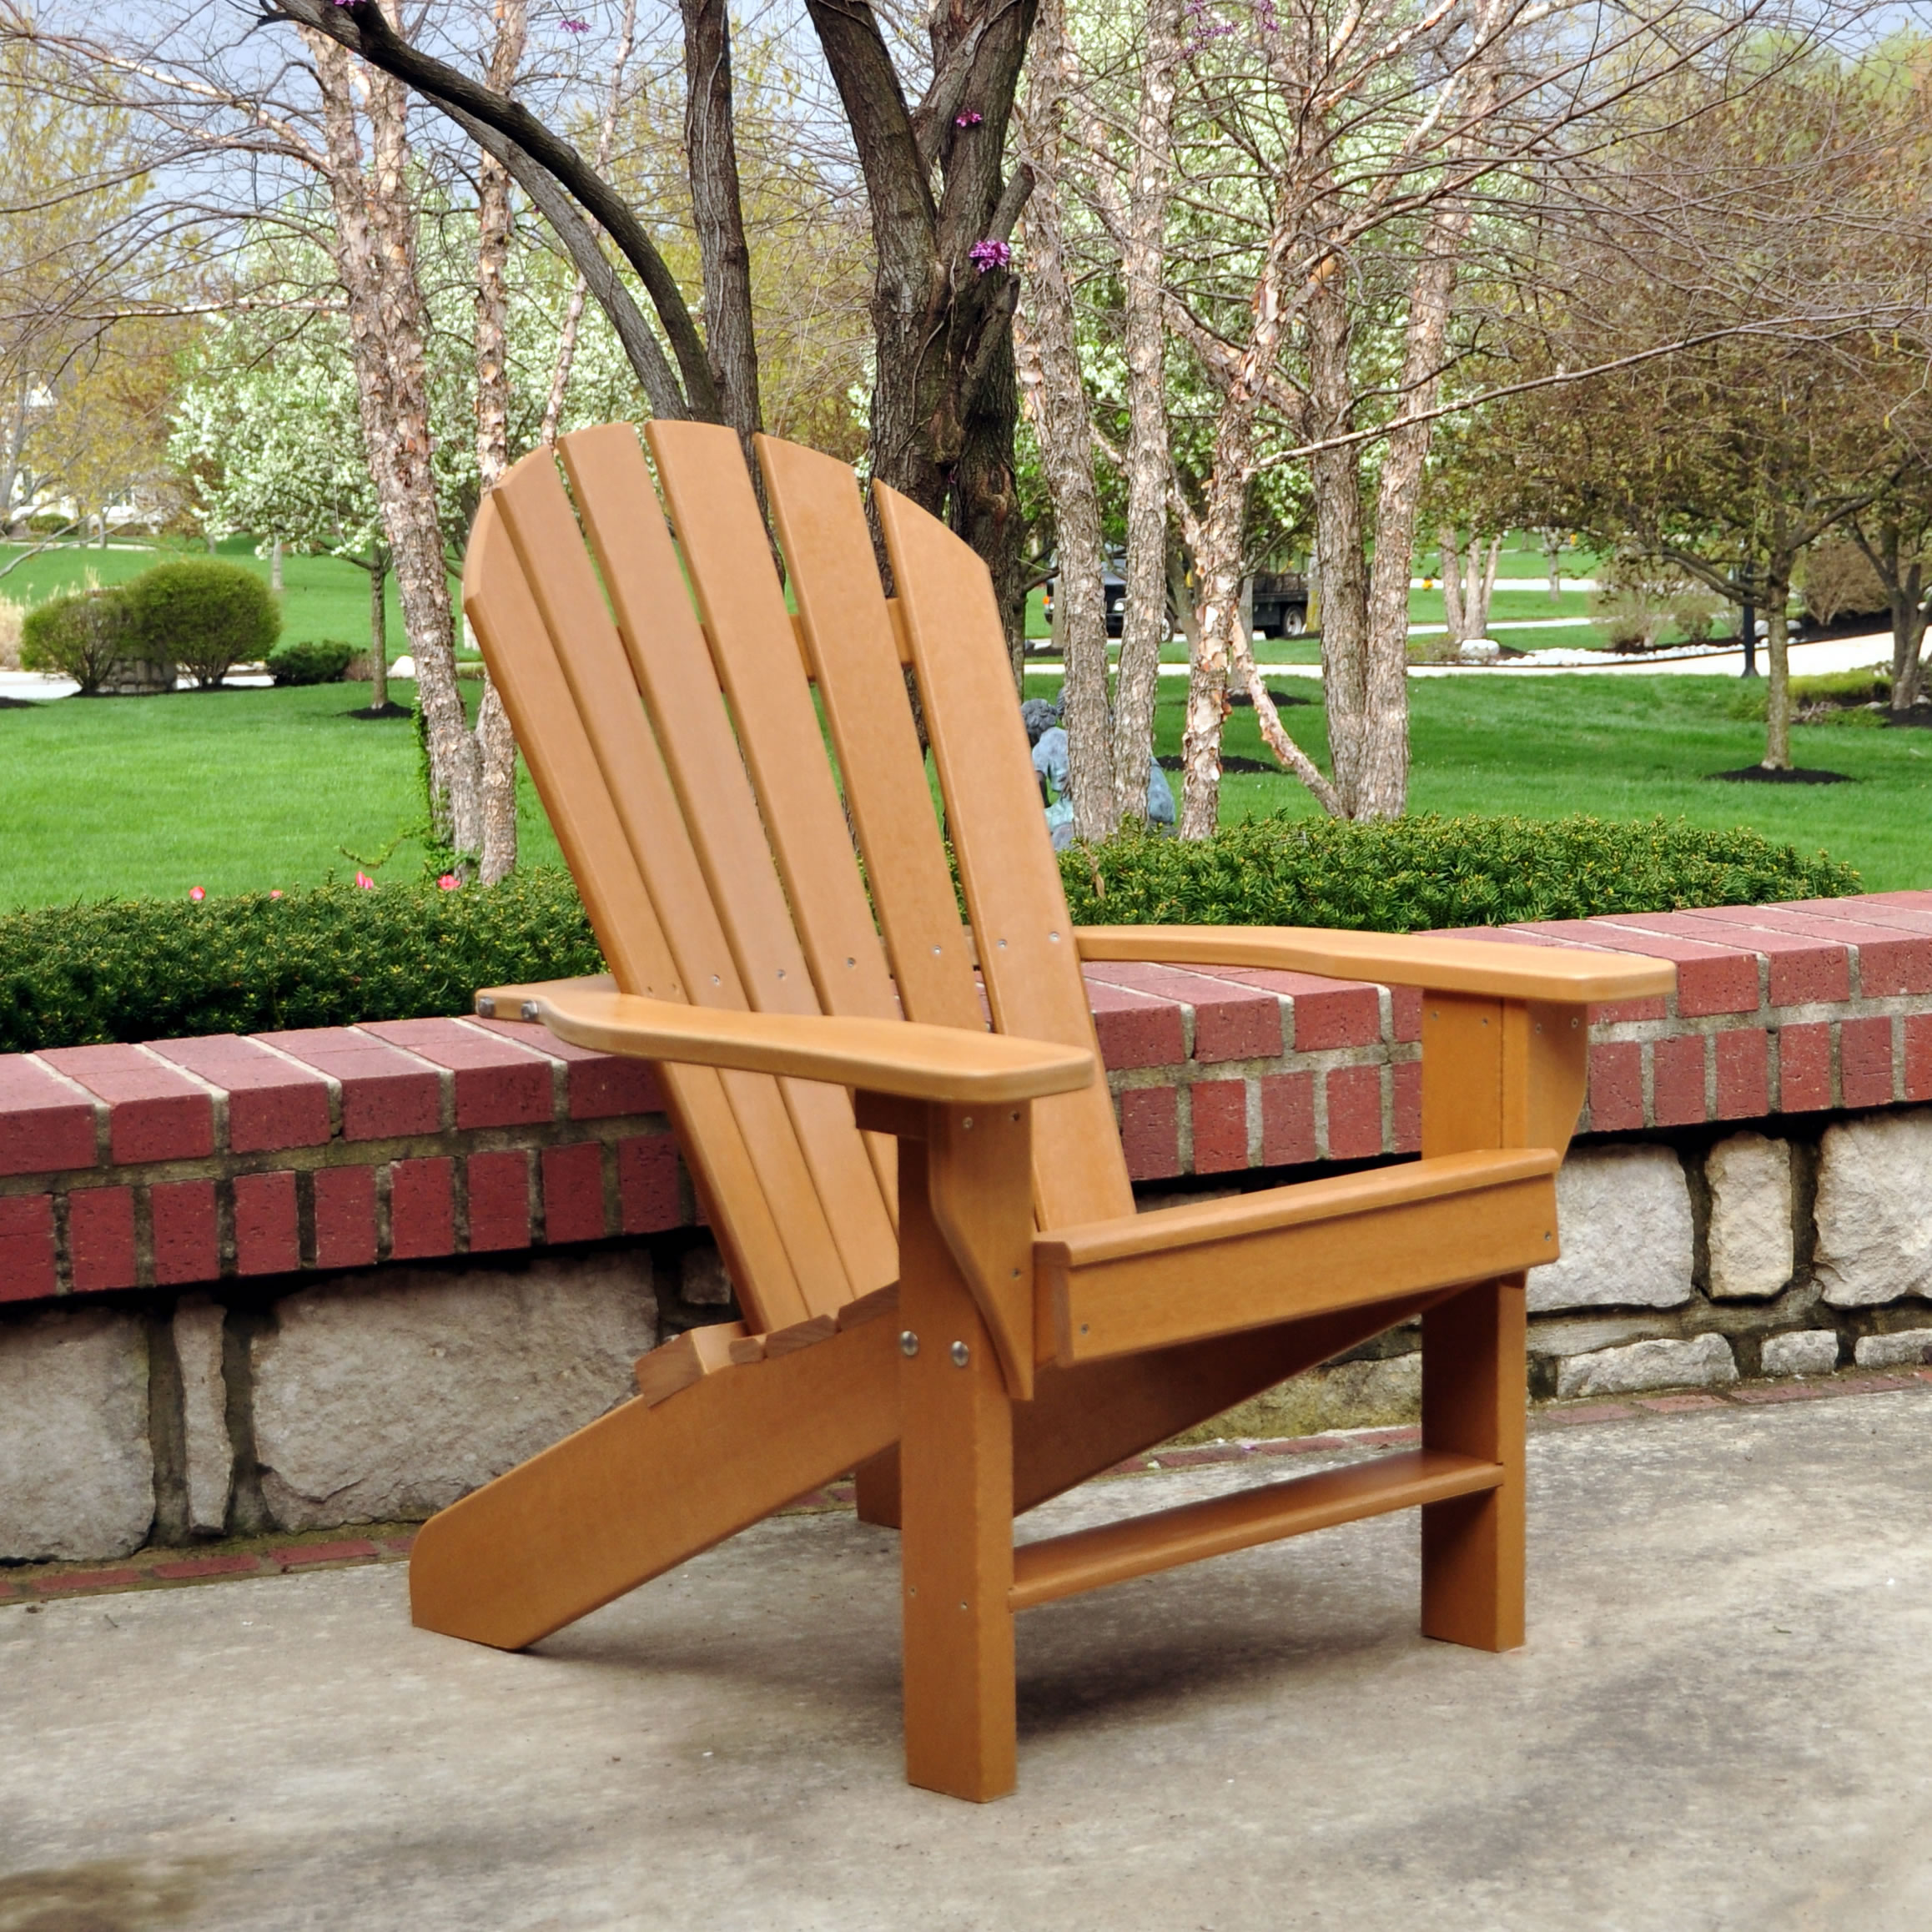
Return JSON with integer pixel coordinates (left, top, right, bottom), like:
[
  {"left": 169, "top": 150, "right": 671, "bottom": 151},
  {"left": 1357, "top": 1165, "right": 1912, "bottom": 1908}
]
[{"left": 411, "top": 422, "right": 1673, "bottom": 1801}]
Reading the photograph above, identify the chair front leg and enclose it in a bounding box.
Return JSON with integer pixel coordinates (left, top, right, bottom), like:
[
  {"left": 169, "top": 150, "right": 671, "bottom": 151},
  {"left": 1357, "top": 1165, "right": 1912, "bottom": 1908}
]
[
  {"left": 896, "top": 1130, "right": 1018, "bottom": 1801},
  {"left": 1419, "top": 1272, "right": 1527, "bottom": 1652}
]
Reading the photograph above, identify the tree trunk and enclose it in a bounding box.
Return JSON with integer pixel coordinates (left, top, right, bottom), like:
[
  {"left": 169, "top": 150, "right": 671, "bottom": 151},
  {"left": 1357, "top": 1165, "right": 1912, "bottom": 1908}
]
[
  {"left": 369, "top": 550, "right": 390, "bottom": 711},
  {"left": 1112, "top": 0, "right": 1181, "bottom": 828},
  {"left": 1014, "top": 0, "right": 1112, "bottom": 843},
  {"left": 306, "top": 23, "right": 478, "bottom": 863},
  {"left": 1465, "top": 534, "right": 1502, "bottom": 640},
  {"left": 1439, "top": 526, "right": 1466, "bottom": 640},
  {"left": 1543, "top": 528, "right": 1562, "bottom": 602},
  {"left": 1309, "top": 274, "right": 1371, "bottom": 816},
  {"left": 470, "top": 0, "right": 526, "bottom": 887},
  {"left": 1761, "top": 554, "right": 1794, "bottom": 771},
  {"left": 681, "top": 0, "right": 760, "bottom": 453},
  {"left": 269, "top": 536, "right": 284, "bottom": 592}
]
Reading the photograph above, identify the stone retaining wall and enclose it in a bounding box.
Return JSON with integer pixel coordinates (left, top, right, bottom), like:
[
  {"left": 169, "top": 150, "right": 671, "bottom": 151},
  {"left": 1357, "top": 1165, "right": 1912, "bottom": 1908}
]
[{"left": 7, "top": 890, "right": 1932, "bottom": 1563}]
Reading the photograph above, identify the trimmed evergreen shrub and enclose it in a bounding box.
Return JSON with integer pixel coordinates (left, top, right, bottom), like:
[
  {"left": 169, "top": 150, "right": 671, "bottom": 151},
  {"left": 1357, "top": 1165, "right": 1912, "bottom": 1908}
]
[
  {"left": 0, "top": 816, "right": 1859, "bottom": 1051},
  {"left": 1058, "top": 814, "right": 1859, "bottom": 933},
  {"left": 0, "top": 871, "right": 599, "bottom": 1052},
  {"left": 18, "top": 586, "right": 152, "bottom": 692},
  {"left": 266, "top": 637, "right": 358, "bottom": 686},
  {"left": 124, "top": 560, "right": 281, "bottom": 688}
]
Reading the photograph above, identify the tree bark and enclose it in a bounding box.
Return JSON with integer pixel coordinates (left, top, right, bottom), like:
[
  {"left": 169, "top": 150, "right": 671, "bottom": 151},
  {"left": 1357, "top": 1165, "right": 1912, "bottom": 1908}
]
[
  {"left": 1762, "top": 546, "right": 1794, "bottom": 771},
  {"left": 368, "top": 548, "right": 390, "bottom": 712},
  {"left": 1113, "top": 0, "right": 1183, "bottom": 828},
  {"left": 1014, "top": 0, "right": 1111, "bottom": 841},
  {"left": 1439, "top": 526, "right": 1466, "bottom": 640},
  {"left": 681, "top": 0, "right": 760, "bottom": 451},
  {"left": 1308, "top": 274, "right": 1371, "bottom": 815}
]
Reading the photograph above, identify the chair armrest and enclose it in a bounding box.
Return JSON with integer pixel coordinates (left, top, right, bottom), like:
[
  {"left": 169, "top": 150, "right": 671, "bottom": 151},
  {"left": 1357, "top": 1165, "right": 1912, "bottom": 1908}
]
[
  {"left": 476, "top": 979, "right": 1095, "bottom": 1105},
  {"left": 1075, "top": 925, "right": 1673, "bottom": 1004}
]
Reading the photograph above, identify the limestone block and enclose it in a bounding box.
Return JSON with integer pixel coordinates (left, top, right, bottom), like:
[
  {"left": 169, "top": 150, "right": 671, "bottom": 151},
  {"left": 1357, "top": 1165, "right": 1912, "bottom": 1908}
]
[
  {"left": 1852, "top": 1329, "right": 1932, "bottom": 1369},
  {"left": 173, "top": 1299, "right": 232, "bottom": 1535},
  {"left": 252, "top": 1252, "right": 657, "bottom": 1531},
  {"left": 1530, "top": 1145, "right": 1693, "bottom": 1313},
  {"left": 0, "top": 1308, "right": 152, "bottom": 1562},
  {"left": 1815, "top": 1112, "right": 1932, "bottom": 1306},
  {"left": 1555, "top": 1332, "right": 1738, "bottom": 1399},
  {"left": 1705, "top": 1133, "right": 1794, "bottom": 1299},
  {"left": 1761, "top": 1330, "right": 1839, "bottom": 1379}
]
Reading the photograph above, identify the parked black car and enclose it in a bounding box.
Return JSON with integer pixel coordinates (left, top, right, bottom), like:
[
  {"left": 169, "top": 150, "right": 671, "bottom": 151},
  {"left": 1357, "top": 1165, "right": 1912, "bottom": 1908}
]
[{"left": 1044, "top": 566, "right": 1309, "bottom": 640}]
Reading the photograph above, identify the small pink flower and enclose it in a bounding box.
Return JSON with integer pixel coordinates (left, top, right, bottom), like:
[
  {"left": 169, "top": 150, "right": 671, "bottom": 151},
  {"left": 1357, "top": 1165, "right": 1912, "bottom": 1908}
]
[
  {"left": 188, "top": 885, "right": 205, "bottom": 902},
  {"left": 355, "top": 872, "right": 376, "bottom": 890},
  {"left": 969, "top": 238, "right": 1011, "bottom": 274},
  {"left": 269, "top": 889, "right": 283, "bottom": 899},
  {"left": 954, "top": 110, "right": 983, "bottom": 127},
  {"left": 438, "top": 873, "right": 460, "bottom": 891},
  {"left": 560, "top": 15, "right": 590, "bottom": 29}
]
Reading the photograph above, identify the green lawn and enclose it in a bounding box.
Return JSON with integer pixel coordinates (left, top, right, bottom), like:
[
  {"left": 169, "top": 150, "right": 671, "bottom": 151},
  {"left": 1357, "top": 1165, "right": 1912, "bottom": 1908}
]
[
  {"left": 6, "top": 657, "right": 1925, "bottom": 913},
  {"left": 0, "top": 682, "right": 559, "bottom": 908},
  {"left": 1, "top": 536, "right": 420, "bottom": 656}
]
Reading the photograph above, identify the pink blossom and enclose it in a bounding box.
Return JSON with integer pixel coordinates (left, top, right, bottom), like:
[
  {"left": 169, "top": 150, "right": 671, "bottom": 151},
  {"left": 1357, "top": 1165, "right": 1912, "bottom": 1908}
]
[
  {"left": 188, "top": 885, "right": 205, "bottom": 902},
  {"left": 969, "top": 238, "right": 1011, "bottom": 274},
  {"left": 355, "top": 872, "right": 376, "bottom": 890},
  {"left": 438, "top": 873, "right": 461, "bottom": 891},
  {"left": 560, "top": 16, "right": 590, "bottom": 29},
  {"left": 954, "top": 110, "right": 983, "bottom": 127},
  {"left": 269, "top": 889, "right": 283, "bottom": 899}
]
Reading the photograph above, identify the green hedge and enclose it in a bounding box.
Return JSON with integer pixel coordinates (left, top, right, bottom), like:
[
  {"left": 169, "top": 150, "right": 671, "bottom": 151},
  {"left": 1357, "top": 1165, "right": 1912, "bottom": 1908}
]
[
  {"left": 0, "top": 815, "right": 1859, "bottom": 1051},
  {"left": 0, "top": 871, "right": 599, "bottom": 1052},
  {"left": 1058, "top": 814, "right": 1859, "bottom": 932},
  {"left": 125, "top": 559, "right": 280, "bottom": 688},
  {"left": 266, "top": 637, "right": 357, "bottom": 686}
]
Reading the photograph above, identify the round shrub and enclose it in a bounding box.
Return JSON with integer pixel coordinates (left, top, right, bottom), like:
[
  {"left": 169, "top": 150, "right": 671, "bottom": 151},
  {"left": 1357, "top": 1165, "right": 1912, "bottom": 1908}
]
[
  {"left": 1059, "top": 813, "right": 1859, "bottom": 933},
  {"left": 124, "top": 559, "right": 280, "bottom": 689},
  {"left": 18, "top": 586, "right": 153, "bottom": 693},
  {"left": 266, "top": 638, "right": 357, "bottom": 687}
]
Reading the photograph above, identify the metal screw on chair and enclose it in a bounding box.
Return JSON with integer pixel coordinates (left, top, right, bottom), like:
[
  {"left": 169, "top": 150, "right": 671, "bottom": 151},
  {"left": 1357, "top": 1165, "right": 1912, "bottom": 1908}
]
[
  {"left": 900, "top": 1330, "right": 919, "bottom": 1357},
  {"left": 951, "top": 1341, "right": 970, "bottom": 1366}
]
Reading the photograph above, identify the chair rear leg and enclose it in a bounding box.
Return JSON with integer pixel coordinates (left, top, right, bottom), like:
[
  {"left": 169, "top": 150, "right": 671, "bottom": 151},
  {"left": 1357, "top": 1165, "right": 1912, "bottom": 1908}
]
[
  {"left": 897, "top": 1140, "right": 1016, "bottom": 1802},
  {"left": 1419, "top": 1274, "right": 1527, "bottom": 1652}
]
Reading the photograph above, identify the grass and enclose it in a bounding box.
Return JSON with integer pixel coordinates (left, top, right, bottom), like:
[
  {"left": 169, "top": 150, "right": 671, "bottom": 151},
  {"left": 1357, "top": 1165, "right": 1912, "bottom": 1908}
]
[
  {"left": 1, "top": 535, "right": 425, "bottom": 657},
  {"left": 0, "top": 682, "right": 560, "bottom": 908}
]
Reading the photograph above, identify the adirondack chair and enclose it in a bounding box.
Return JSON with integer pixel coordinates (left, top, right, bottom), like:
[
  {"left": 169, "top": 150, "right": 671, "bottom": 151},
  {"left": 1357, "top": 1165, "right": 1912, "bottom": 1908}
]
[{"left": 412, "top": 421, "right": 1674, "bottom": 1802}]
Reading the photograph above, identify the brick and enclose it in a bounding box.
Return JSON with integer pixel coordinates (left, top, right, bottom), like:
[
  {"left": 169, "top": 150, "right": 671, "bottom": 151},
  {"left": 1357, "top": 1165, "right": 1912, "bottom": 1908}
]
[
  {"left": 272, "top": 1539, "right": 379, "bottom": 1567},
  {"left": 39, "top": 1044, "right": 214, "bottom": 1164},
  {"left": 1587, "top": 1041, "right": 1644, "bottom": 1132},
  {"left": 1631, "top": 1392, "right": 1728, "bottom": 1412},
  {"left": 1391, "top": 1059, "right": 1422, "bottom": 1154},
  {"left": 1083, "top": 961, "right": 1280, "bottom": 1063},
  {"left": 388, "top": 1157, "right": 455, "bottom": 1260},
  {"left": 1082, "top": 975, "right": 1186, "bottom": 1070},
  {"left": 154, "top": 1036, "right": 331, "bottom": 1154},
  {"left": 68, "top": 1185, "right": 138, "bottom": 1293},
  {"left": 1652, "top": 1034, "right": 1708, "bottom": 1126},
  {"left": 359, "top": 1019, "right": 553, "bottom": 1130},
  {"left": 1324, "top": 1064, "right": 1382, "bottom": 1160},
  {"left": 313, "top": 1164, "right": 378, "bottom": 1270},
  {"left": 1778, "top": 1023, "right": 1833, "bottom": 1113},
  {"left": 1839, "top": 1015, "right": 1894, "bottom": 1109},
  {"left": 1391, "top": 986, "right": 1423, "bottom": 1043},
  {"left": 1667, "top": 911, "right": 1849, "bottom": 1004},
  {"left": 1904, "top": 1014, "right": 1932, "bottom": 1102},
  {"left": 465, "top": 1149, "right": 532, "bottom": 1252},
  {"left": 541, "top": 1142, "right": 608, "bottom": 1245},
  {"left": 1188, "top": 1079, "right": 1249, "bottom": 1174},
  {"left": 1259, "top": 1070, "right": 1316, "bottom": 1167},
  {"left": 1695, "top": 904, "right": 1932, "bottom": 998},
  {"left": 33, "top": 1567, "right": 142, "bottom": 1594},
  {"left": 151, "top": 1554, "right": 264, "bottom": 1580},
  {"left": 0, "top": 1195, "right": 57, "bottom": 1302},
  {"left": 1714, "top": 1028, "right": 1770, "bottom": 1119},
  {"left": 1529, "top": 918, "right": 1759, "bottom": 1018},
  {"left": 264, "top": 1029, "right": 441, "bottom": 1141},
  {"left": 151, "top": 1180, "right": 219, "bottom": 1285},
  {"left": 1437, "top": 923, "right": 1669, "bottom": 1024},
  {"left": 470, "top": 1017, "right": 664, "bottom": 1118},
  {"left": 1194, "top": 967, "right": 1381, "bottom": 1050},
  {"left": 1117, "top": 1085, "right": 1180, "bottom": 1180},
  {"left": 233, "top": 1169, "right": 299, "bottom": 1276},
  {"left": 616, "top": 1133, "right": 682, "bottom": 1233},
  {"left": 0, "top": 1056, "right": 98, "bottom": 1176}
]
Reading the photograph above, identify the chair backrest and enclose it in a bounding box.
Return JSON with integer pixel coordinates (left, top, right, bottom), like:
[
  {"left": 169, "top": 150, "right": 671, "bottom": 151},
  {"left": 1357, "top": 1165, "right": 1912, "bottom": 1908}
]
[{"left": 464, "top": 422, "right": 1134, "bottom": 1333}]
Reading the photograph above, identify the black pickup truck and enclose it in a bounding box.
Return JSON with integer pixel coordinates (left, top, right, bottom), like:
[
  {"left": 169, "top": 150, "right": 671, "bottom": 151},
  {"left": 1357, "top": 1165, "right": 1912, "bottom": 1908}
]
[{"left": 1045, "top": 566, "right": 1311, "bottom": 639}]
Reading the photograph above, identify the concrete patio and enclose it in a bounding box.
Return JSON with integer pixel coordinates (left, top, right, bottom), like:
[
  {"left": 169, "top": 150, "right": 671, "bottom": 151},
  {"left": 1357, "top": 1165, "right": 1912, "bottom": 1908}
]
[{"left": 3, "top": 1385, "right": 1929, "bottom": 1932}]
